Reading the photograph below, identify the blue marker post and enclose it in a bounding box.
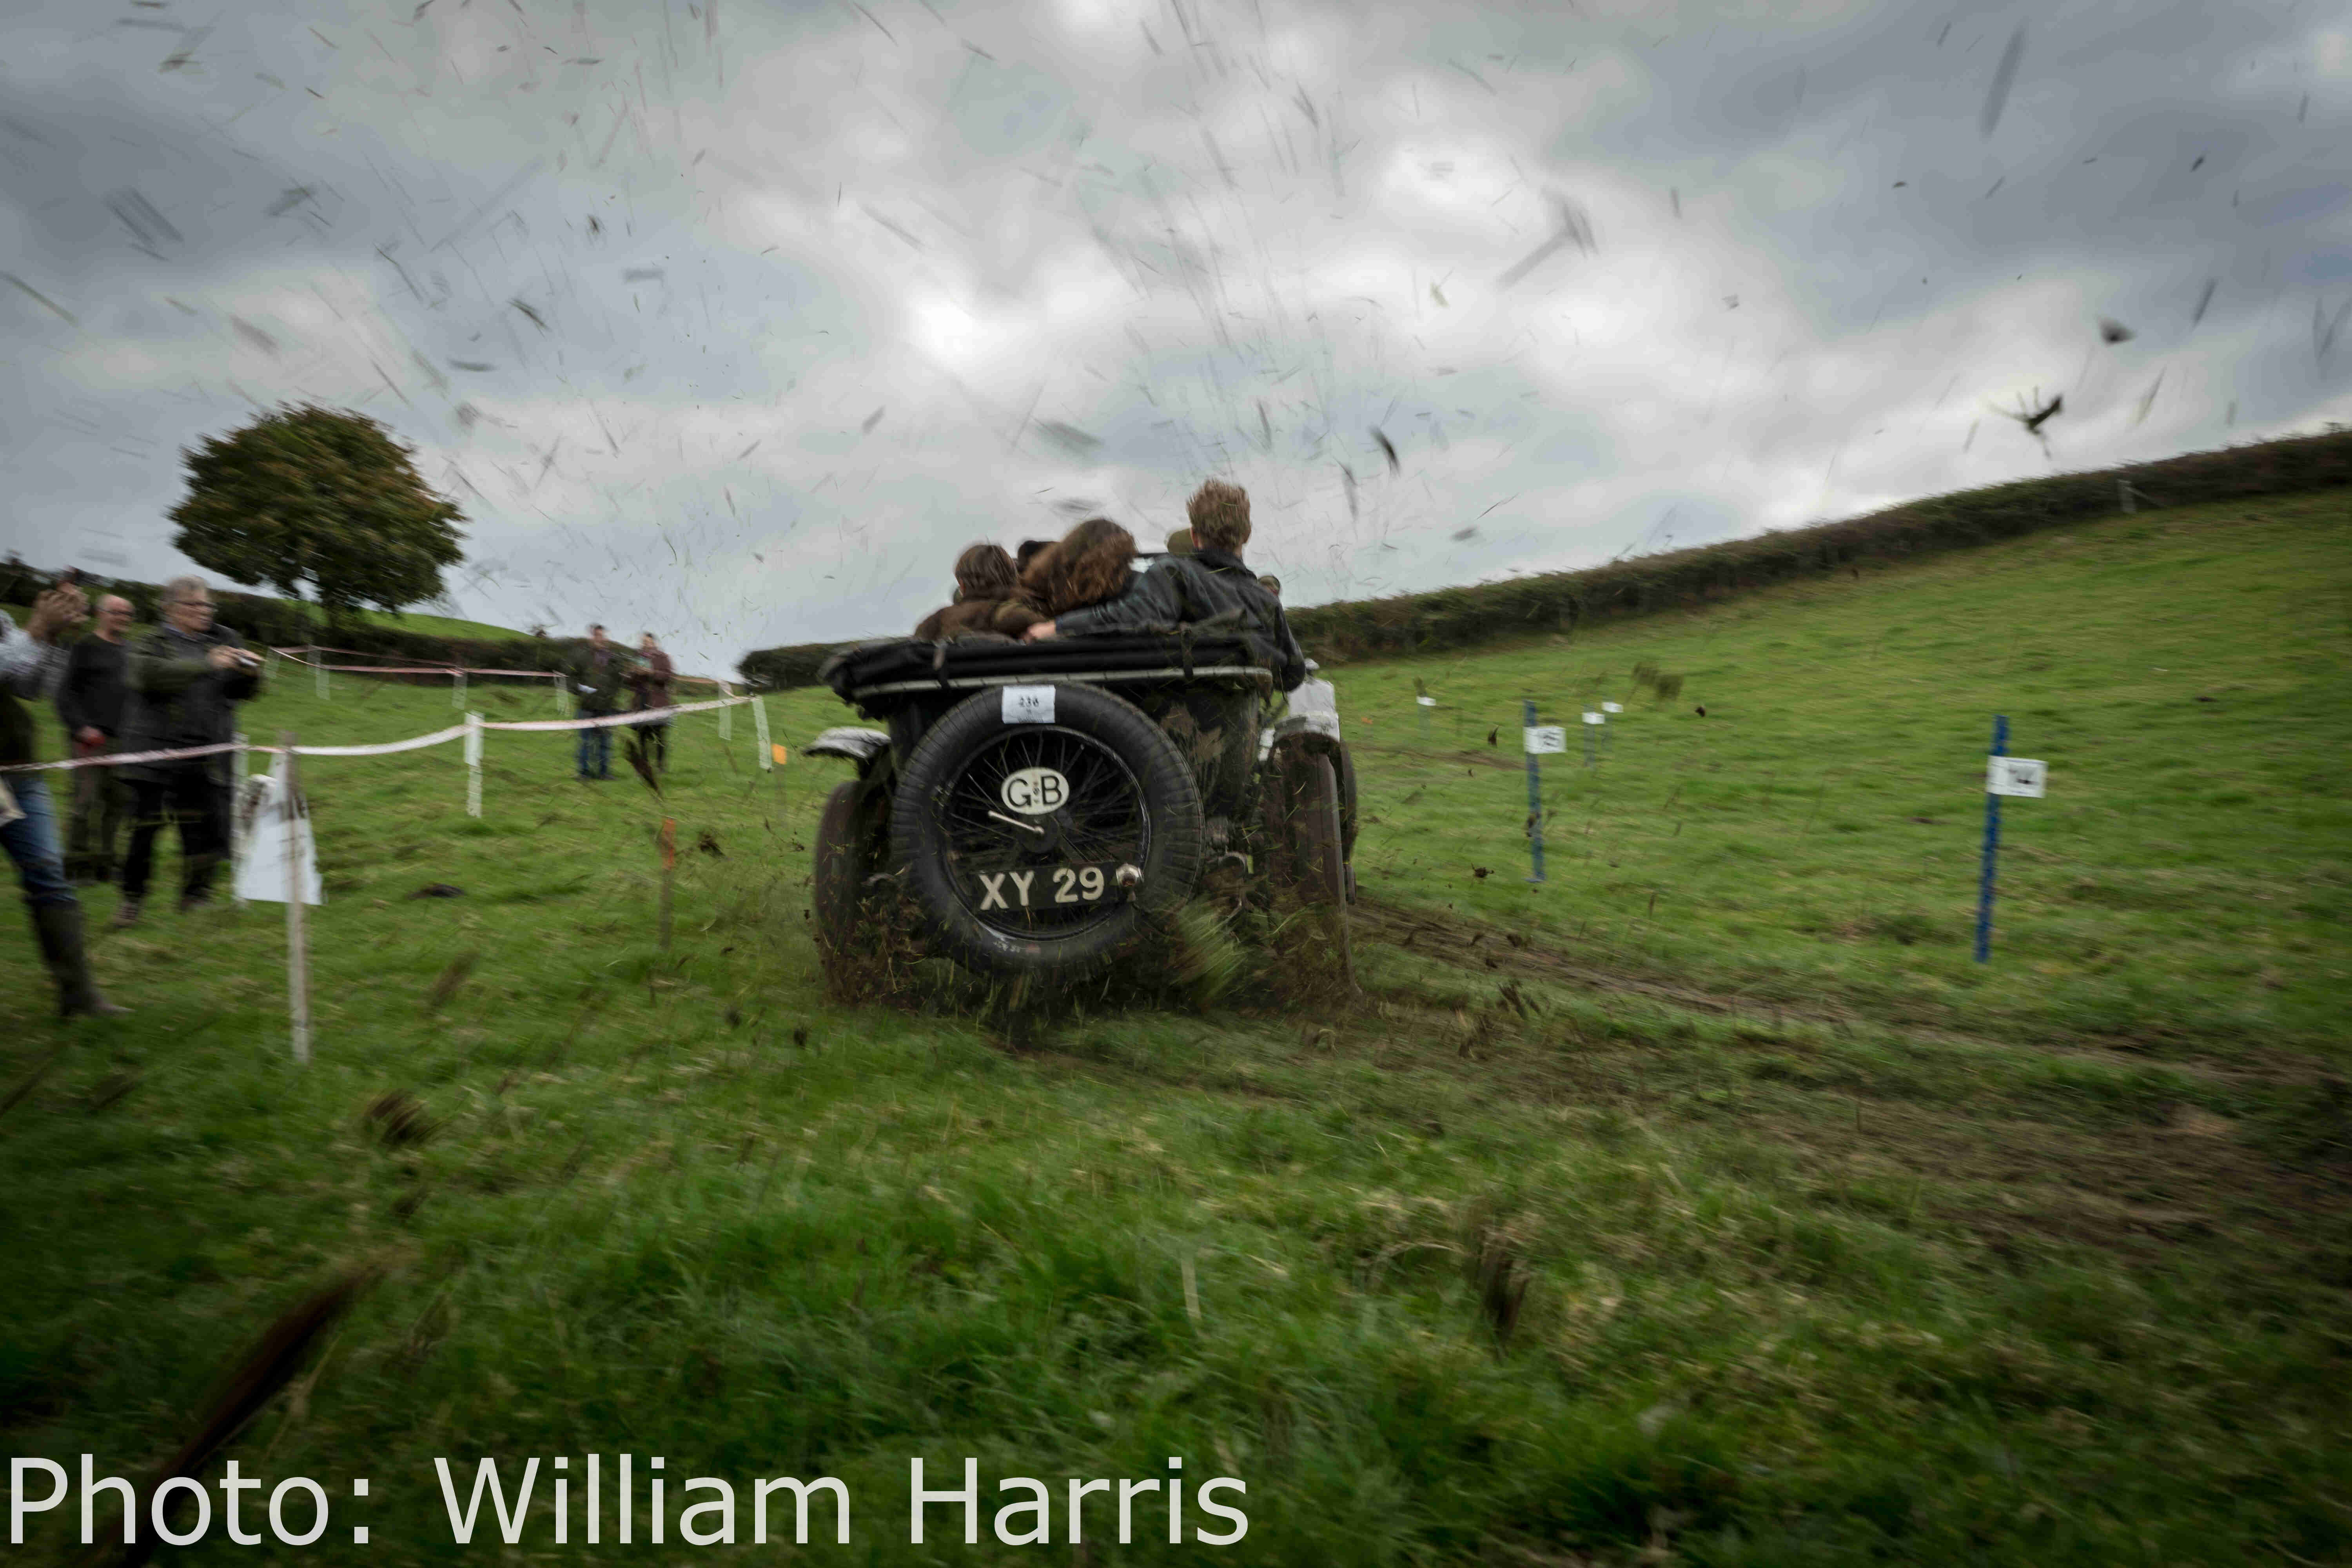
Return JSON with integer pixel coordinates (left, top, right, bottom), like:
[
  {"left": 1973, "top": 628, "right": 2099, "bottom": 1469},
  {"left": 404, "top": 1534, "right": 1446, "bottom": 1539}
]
[
  {"left": 1974, "top": 715, "right": 2008, "bottom": 963},
  {"left": 1524, "top": 697, "right": 1546, "bottom": 884}
]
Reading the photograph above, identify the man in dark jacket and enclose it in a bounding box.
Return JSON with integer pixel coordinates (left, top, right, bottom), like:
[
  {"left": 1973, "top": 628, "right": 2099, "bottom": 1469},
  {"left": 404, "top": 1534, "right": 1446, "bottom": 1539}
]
[
  {"left": 4, "top": 581, "right": 128, "bottom": 1017},
  {"left": 627, "top": 632, "right": 675, "bottom": 773},
  {"left": 115, "top": 576, "right": 263, "bottom": 926},
  {"left": 57, "top": 593, "right": 135, "bottom": 884},
  {"left": 1026, "top": 480, "right": 1307, "bottom": 692},
  {"left": 566, "top": 624, "right": 635, "bottom": 781}
]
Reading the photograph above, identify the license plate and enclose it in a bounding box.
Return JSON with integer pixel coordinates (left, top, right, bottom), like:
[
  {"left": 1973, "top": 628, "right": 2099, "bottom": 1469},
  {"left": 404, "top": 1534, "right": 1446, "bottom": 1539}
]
[{"left": 971, "top": 863, "right": 1127, "bottom": 911}]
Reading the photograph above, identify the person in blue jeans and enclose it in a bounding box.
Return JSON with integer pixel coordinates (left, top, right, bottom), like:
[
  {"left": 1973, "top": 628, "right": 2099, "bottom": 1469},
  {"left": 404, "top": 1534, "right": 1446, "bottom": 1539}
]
[
  {"left": 564, "top": 623, "right": 634, "bottom": 781},
  {"left": 3, "top": 582, "right": 127, "bottom": 1018}
]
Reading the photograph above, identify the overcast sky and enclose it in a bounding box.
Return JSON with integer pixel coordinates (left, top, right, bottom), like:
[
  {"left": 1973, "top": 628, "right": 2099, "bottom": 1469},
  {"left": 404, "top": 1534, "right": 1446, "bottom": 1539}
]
[{"left": 2, "top": 0, "right": 2347, "bottom": 676}]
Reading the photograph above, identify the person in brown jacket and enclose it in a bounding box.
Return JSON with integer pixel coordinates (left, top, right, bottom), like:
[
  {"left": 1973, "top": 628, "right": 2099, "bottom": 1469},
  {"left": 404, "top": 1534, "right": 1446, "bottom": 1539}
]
[
  {"left": 629, "top": 632, "right": 676, "bottom": 773},
  {"left": 913, "top": 543, "right": 1044, "bottom": 641}
]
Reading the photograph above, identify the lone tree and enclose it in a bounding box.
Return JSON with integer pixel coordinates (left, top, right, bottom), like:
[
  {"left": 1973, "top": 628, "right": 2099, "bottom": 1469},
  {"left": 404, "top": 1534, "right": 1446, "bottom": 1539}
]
[{"left": 169, "top": 403, "right": 467, "bottom": 626}]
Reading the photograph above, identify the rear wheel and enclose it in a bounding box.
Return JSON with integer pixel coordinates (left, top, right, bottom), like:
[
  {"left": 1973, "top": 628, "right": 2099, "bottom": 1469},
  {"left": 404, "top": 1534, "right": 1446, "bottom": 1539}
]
[
  {"left": 1334, "top": 743, "right": 1360, "bottom": 900},
  {"left": 1294, "top": 754, "right": 1356, "bottom": 989},
  {"left": 1259, "top": 740, "right": 1356, "bottom": 993},
  {"left": 813, "top": 779, "right": 891, "bottom": 998},
  {"left": 890, "top": 684, "right": 1205, "bottom": 981}
]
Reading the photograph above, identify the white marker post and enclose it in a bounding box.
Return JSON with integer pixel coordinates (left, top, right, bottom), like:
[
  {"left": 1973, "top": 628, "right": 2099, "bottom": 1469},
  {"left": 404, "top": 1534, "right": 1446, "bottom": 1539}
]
[
  {"left": 753, "top": 696, "right": 774, "bottom": 772},
  {"left": 1523, "top": 705, "right": 1566, "bottom": 882},
  {"left": 719, "top": 681, "right": 734, "bottom": 740},
  {"left": 1975, "top": 717, "right": 2047, "bottom": 963},
  {"left": 1582, "top": 709, "right": 1605, "bottom": 766},
  {"left": 281, "top": 732, "right": 311, "bottom": 1065},
  {"left": 452, "top": 667, "right": 466, "bottom": 711},
  {"left": 464, "top": 711, "right": 484, "bottom": 818},
  {"left": 228, "top": 731, "right": 249, "bottom": 908}
]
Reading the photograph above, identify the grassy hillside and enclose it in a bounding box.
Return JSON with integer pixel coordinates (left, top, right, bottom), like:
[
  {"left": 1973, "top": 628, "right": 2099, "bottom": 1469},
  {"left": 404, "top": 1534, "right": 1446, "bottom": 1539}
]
[
  {"left": 1, "top": 490, "right": 2347, "bottom": 1565},
  {"left": 340, "top": 607, "right": 534, "bottom": 642}
]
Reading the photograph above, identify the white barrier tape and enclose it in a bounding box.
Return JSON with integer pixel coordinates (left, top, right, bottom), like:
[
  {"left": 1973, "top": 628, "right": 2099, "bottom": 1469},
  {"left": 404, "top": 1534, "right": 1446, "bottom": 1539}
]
[
  {"left": 0, "top": 741, "right": 248, "bottom": 774},
  {"left": 283, "top": 724, "right": 473, "bottom": 757},
  {"left": 481, "top": 696, "right": 751, "bottom": 733},
  {"left": 0, "top": 698, "right": 755, "bottom": 772}
]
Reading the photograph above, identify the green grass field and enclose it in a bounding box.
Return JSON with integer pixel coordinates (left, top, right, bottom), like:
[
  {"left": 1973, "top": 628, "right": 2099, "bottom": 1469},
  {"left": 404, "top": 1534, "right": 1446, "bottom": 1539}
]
[{"left": 2, "top": 490, "right": 2347, "bottom": 1564}]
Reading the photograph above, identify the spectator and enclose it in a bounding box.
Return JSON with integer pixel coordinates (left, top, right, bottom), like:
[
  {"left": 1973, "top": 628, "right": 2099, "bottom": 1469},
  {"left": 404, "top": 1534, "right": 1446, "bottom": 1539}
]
[
  {"left": 115, "top": 576, "right": 263, "bottom": 926},
  {"left": 566, "top": 623, "right": 633, "bottom": 781},
  {"left": 3, "top": 582, "right": 128, "bottom": 1017},
  {"left": 57, "top": 593, "right": 135, "bottom": 884},
  {"left": 628, "top": 632, "right": 675, "bottom": 774},
  {"left": 1025, "top": 481, "right": 1306, "bottom": 691},
  {"left": 1164, "top": 527, "right": 1196, "bottom": 556}
]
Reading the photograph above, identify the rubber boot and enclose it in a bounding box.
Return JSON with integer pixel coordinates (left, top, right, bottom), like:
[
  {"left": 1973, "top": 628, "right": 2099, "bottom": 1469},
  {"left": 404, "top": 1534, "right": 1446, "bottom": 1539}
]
[
  {"left": 31, "top": 903, "right": 130, "bottom": 1019},
  {"left": 179, "top": 852, "right": 225, "bottom": 914}
]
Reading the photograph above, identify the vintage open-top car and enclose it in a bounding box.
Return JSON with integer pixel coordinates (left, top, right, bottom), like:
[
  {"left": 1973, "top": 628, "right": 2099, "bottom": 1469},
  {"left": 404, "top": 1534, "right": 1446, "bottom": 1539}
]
[{"left": 806, "top": 630, "right": 1356, "bottom": 995}]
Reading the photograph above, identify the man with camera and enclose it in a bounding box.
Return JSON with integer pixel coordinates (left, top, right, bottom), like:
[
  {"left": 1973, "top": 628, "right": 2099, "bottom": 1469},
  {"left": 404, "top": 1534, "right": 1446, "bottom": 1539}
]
[
  {"left": 114, "top": 576, "right": 264, "bottom": 926},
  {"left": 2, "top": 578, "right": 128, "bottom": 1017}
]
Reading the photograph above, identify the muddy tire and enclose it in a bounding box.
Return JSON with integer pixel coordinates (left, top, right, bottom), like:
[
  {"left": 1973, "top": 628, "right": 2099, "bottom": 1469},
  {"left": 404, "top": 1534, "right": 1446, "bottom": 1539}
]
[
  {"left": 889, "top": 684, "right": 1205, "bottom": 982},
  {"left": 814, "top": 779, "right": 892, "bottom": 998},
  {"left": 1334, "top": 742, "right": 1360, "bottom": 899},
  {"left": 1256, "top": 741, "right": 1356, "bottom": 993},
  {"left": 1293, "top": 754, "right": 1356, "bottom": 988}
]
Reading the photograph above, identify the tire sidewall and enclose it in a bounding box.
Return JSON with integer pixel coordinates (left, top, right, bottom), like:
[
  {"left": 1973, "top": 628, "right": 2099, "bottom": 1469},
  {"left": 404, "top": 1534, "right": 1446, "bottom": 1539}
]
[{"left": 889, "top": 684, "right": 1205, "bottom": 978}]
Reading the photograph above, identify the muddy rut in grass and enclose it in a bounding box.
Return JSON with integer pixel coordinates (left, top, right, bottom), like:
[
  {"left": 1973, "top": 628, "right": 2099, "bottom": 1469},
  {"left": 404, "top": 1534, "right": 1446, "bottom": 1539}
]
[{"left": 1316, "top": 897, "right": 2352, "bottom": 1269}]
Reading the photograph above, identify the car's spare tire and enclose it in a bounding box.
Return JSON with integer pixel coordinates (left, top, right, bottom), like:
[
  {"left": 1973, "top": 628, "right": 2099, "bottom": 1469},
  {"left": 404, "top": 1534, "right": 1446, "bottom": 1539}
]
[{"left": 889, "top": 683, "right": 1205, "bottom": 980}]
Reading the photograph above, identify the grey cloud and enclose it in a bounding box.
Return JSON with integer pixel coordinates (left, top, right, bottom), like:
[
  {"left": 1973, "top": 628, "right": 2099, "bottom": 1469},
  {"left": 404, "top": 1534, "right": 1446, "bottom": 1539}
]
[{"left": 4, "top": 0, "right": 2349, "bottom": 675}]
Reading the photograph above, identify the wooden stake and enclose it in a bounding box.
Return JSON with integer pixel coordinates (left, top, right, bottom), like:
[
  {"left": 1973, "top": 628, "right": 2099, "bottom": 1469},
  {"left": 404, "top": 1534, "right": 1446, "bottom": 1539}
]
[{"left": 282, "top": 732, "right": 312, "bottom": 1065}]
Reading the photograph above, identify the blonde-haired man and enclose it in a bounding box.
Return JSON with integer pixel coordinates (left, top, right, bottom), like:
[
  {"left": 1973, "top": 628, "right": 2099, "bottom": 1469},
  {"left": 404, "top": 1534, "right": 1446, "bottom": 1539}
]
[
  {"left": 114, "top": 576, "right": 263, "bottom": 924},
  {"left": 1025, "top": 480, "right": 1303, "bottom": 691}
]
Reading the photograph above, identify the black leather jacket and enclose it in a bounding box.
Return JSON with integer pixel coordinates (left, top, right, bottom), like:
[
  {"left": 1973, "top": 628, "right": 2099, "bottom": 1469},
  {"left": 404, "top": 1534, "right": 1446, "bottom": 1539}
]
[{"left": 1053, "top": 549, "right": 1307, "bottom": 691}]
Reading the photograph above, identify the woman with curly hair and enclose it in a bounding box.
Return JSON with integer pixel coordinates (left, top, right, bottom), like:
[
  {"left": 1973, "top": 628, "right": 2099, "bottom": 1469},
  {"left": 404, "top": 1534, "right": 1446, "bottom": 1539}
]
[{"left": 1014, "top": 517, "right": 1138, "bottom": 619}]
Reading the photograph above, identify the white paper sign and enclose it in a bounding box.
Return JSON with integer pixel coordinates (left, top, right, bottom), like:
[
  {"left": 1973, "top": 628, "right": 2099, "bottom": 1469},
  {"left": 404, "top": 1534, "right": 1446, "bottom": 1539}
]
[
  {"left": 233, "top": 770, "right": 323, "bottom": 906},
  {"left": 1582, "top": 711, "right": 1605, "bottom": 725},
  {"left": 1001, "top": 685, "right": 1056, "bottom": 725},
  {"left": 1986, "top": 757, "right": 2047, "bottom": 798},
  {"left": 1524, "top": 725, "right": 1567, "bottom": 754},
  {"left": 1416, "top": 695, "right": 1436, "bottom": 707},
  {"left": 1601, "top": 701, "right": 1622, "bottom": 713}
]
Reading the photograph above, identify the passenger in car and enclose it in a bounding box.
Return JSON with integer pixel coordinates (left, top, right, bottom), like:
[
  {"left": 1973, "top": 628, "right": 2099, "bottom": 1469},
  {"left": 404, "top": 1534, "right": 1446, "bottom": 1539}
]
[
  {"left": 1024, "top": 482, "right": 1304, "bottom": 691},
  {"left": 914, "top": 543, "right": 1027, "bottom": 641},
  {"left": 1007, "top": 517, "right": 1138, "bottom": 623}
]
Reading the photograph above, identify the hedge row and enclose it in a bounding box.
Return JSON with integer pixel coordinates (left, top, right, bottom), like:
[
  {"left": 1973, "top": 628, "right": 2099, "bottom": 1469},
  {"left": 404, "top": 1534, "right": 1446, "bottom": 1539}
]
[
  {"left": 737, "top": 642, "right": 841, "bottom": 692},
  {"left": 1282, "top": 427, "right": 2352, "bottom": 662},
  {"left": 736, "top": 429, "right": 2351, "bottom": 687},
  {"left": 0, "top": 564, "right": 581, "bottom": 680}
]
